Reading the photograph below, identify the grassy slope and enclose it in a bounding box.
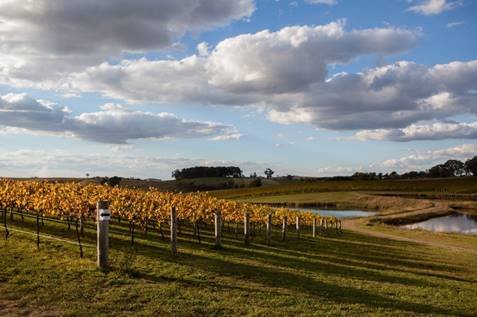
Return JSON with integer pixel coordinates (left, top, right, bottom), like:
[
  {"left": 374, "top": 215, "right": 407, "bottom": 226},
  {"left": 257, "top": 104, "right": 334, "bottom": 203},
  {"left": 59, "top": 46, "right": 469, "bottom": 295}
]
[
  {"left": 1, "top": 215, "right": 477, "bottom": 316},
  {"left": 213, "top": 177, "right": 477, "bottom": 200},
  {"left": 18, "top": 177, "right": 279, "bottom": 193},
  {"left": 214, "top": 178, "right": 477, "bottom": 225}
]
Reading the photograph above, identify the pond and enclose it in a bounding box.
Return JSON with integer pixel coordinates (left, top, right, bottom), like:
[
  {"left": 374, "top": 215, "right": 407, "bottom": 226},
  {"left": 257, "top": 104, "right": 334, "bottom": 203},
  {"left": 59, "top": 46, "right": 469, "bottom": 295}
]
[
  {"left": 403, "top": 213, "right": 477, "bottom": 235},
  {"left": 293, "top": 208, "right": 377, "bottom": 219}
]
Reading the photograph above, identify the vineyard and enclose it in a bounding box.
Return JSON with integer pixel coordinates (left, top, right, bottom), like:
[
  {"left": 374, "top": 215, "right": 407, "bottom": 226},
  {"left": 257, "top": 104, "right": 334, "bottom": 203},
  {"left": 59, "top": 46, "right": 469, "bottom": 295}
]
[
  {"left": 0, "top": 179, "right": 340, "bottom": 256},
  {"left": 1, "top": 179, "right": 476, "bottom": 316}
]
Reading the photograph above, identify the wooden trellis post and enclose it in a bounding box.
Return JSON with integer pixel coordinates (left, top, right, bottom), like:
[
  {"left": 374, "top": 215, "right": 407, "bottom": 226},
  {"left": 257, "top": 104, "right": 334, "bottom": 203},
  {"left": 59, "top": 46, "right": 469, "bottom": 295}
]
[
  {"left": 170, "top": 206, "right": 178, "bottom": 257},
  {"left": 282, "top": 216, "right": 287, "bottom": 241},
  {"left": 244, "top": 212, "right": 250, "bottom": 245},
  {"left": 312, "top": 218, "right": 317, "bottom": 238},
  {"left": 97, "top": 200, "right": 110, "bottom": 269},
  {"left": 296, "top": 216, "right": 300, "bottom": 238},
  {"left": 266, "top": 213, "right": 272, "bottom": 246},
  {"left": 214, "top": 210, "right": 222, "bottom": 249}
]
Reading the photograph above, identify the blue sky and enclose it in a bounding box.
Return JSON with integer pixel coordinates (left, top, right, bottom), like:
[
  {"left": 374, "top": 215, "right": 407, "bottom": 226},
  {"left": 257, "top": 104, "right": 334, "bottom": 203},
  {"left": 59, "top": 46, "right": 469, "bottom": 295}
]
[{"left": 0, "top": 0, "right": 476, "bottom": 178}]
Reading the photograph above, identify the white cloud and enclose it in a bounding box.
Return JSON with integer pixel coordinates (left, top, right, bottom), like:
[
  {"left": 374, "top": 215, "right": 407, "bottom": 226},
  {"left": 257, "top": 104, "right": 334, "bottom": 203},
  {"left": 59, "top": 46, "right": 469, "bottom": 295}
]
[
  {"left": 3, "top": 17, "right": 475, "bottom": 143},
  {"left": 2, "top": 143, "right": 474, "bottom": 179},
  {"left": 197, "top": 42, "right": 210, "bottom": 57},
  {"left": 64, "top": 21, "right": 418, "bottom": 107},
  {"left": 0, "top": 150, "right": 300, "bottom": 179},
  {"left": 0, "top": 0, "right": 255, "bottom": 86},
  {"left": 205, "top": 20, "right": 418, "bottom": 94},
  {"left": 61, "top": 24, "right": 477, "bottom": 140},
  {"left": 275, "top": 142, "right": 295, "bottom": 148},
  {"left": 355, "top": 121, "right": 477, "bottom": 141},
  {"left": 408, "top": 0, "right": 461, "bottom": 15},
  {"left": 261, "top": 60, "right": 477, "bottom": 132},
  {"left": 0, "top": 93, "right": 241, "bottom": 144},
  {"left": 381, "top": 144, "right": 477, "bottom": 171},
  {"left": 305, "top": 0, "right": 338, "bottom": 5},
  {"left": 316, "top": 166, "right": 355, "bottom": 177},
  {"left": 446, "top": 21, "right": 465, "bottom": 28},
  {"left": 316, "top": 143, "right": 477, "bottom": 176},
  {"left": 65, "top": 56, "right": 253, "bottom": 106},
  {"left": 267, "top": 107, "right": 316, "bottom": 125}
]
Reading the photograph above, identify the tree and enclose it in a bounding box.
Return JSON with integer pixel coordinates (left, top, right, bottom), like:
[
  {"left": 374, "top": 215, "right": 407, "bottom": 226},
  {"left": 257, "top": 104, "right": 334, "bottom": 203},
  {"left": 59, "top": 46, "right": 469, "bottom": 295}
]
[
  {"left": 249, "top": 178, "right": 262, "bottom": 187},
  {"left": 103, "top": 176, "right": 122, "bottom": 187},
  {"left": 429, "top": 160, "right": 464, "bottom": 178},
  {"left": 443, "top": 160, "right": 464, "bottom": 176},
  {"left": 429, "top": 164, "right": 453, "bottom": 178},
  {"left": 264, "top": 168, "right": 274, "bottom": 179},
  {"left": 172, "top": 169, "right": 180, "bottom": 179},
  {"left": 464, "top": 156, "right": 477, "bottom": 176},
  {"left": 171, "top": 166, "right": 243, "bottom": 180},
  {"left": 389, "top": 171, "right": 399, "bottom": 179}
]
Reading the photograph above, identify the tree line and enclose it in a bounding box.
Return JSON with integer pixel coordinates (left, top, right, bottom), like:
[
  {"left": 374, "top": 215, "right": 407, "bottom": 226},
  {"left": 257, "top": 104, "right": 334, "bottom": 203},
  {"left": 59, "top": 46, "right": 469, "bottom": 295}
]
[
  {"left": 351, "top": 156, "right": 477, "bottom": 180},
  {"left": 172, "top": 166, "right": 243, "bottom": 180}
]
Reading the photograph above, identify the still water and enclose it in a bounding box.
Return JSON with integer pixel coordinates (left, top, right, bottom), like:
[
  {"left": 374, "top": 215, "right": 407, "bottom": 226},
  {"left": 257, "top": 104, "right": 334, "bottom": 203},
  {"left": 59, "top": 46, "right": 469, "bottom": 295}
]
[
  {"left": 294, "top": 208, "right": 377, "bottom": 219},
  {"left": 403, "top": 213, "right": 477, "bottom": 235}
]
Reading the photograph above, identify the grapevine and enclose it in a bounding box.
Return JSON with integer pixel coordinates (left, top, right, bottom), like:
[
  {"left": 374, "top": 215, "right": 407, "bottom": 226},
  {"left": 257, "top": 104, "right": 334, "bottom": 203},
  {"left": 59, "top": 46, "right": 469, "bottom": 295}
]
[{"left": 0, "top": 179, "right": 340, "bottom": 236}]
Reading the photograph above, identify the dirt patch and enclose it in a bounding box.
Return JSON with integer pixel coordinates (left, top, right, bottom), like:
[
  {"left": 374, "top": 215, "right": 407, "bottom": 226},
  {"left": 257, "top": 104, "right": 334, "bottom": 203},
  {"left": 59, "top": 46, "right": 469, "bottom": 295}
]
[{"left": 372, "top": 201, "right": 454, "bottom": 225}]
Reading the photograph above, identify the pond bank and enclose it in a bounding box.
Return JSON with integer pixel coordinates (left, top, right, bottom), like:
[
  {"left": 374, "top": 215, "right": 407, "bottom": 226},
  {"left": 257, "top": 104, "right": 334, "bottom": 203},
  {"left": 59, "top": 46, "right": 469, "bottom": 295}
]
[
  {"left": 248, "top": 192, "right": 477, "bottom": 226},
  {"left": 402, "top": 213, "right": 477, "bottom": 235},
  {"left": 244, "top": 192, "right": 477, "bottom": 226}
]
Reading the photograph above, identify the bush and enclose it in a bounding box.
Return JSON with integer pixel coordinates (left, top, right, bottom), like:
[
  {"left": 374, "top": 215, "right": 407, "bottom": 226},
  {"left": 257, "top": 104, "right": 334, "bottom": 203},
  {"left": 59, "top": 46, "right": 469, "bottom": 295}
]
[{"left": 249, "top": 178, "right": 262, "bottom": 188}]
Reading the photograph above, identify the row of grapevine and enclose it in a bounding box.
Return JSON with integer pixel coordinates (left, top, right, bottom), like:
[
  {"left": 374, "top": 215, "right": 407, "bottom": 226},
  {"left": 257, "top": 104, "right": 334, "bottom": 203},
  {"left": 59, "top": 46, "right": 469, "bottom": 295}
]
[{"left": 0, "top": 180, "right": 340, "bottom": 231}]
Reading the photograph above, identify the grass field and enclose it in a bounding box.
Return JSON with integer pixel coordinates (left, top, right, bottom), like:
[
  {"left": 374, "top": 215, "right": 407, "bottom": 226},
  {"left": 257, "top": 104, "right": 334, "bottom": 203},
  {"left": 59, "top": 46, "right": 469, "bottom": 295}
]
[
  {"left": 1, "top": 212, "right": 477, "bottom": 316},
  {"left": 2, "top": 177, "right": 477, "bottom": 316},
  {"left": 213, "top": 177, "right": 477, "bottom": 200},
  {"left": 214, "top": 177, "right": 477, "bottom": 225},
  {"left": 18, "top": 176, "right": 280, "bottom": 193}
]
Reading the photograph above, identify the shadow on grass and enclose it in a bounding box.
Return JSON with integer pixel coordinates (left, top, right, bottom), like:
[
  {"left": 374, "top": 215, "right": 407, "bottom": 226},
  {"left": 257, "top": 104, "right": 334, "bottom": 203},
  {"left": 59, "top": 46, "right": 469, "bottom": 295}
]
[
  {"left": 134, "top": 249, "right": 465, "bottom": 316},
  {"left": 4, "top": 216, "right": 474, "bottom": 316}
]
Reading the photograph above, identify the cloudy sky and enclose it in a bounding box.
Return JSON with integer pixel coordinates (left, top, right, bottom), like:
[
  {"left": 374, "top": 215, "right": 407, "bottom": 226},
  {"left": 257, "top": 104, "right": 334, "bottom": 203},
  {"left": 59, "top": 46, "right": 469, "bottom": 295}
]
[{"left": 0, "top": 0, "right": 476, "bottom": 178}]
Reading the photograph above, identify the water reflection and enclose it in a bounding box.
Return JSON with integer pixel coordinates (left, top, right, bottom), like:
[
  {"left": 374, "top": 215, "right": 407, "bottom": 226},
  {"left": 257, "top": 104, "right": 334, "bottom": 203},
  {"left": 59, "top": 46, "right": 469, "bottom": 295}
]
[
  {"left": 403, "top": 213, "right": 477, "bottom": 235},
  {"left": 294, "top": 208, "right": 377, "bottom": 219}
]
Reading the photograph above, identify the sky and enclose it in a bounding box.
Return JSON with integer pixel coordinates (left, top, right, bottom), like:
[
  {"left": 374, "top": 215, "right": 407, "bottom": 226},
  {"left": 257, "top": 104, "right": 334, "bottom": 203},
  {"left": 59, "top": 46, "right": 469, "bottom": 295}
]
[{"left": 0, "top": 0, "right": 476, "bottom": 179}]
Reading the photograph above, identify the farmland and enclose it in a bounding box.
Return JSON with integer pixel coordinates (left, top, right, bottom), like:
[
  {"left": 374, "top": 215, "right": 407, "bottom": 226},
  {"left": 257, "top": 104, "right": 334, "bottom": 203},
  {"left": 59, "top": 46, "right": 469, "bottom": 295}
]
[
  {"left": 1, "top": 206, "right": 477, "bottom": 316},
  {"left": 0, "top": 177, "right": 476, "bottom": 315},
  {"left": 213, "top": 177, "right": 477, "bottom": 200}
]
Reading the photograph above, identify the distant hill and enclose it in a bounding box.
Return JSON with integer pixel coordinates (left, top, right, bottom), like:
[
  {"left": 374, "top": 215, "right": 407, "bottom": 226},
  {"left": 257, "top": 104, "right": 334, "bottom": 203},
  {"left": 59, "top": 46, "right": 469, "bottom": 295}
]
[{"left": 10, "top": 176, "right": 282, "bottom": 193}]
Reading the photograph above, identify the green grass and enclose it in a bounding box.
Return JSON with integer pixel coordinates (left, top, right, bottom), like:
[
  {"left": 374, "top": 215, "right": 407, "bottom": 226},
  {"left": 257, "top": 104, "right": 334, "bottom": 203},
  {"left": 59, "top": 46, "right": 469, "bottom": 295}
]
[
  {"left": 17, "top": 176, "right": 280, "bottom": 193},
  {"left": 213, "top": 177, "right": 477, "bottom": 200},
  {"left": 1, "top": 213, "right": 476, "bottom": 316},
  {"left": 239, "top": 191, "right": 360, "bottom": 206}
]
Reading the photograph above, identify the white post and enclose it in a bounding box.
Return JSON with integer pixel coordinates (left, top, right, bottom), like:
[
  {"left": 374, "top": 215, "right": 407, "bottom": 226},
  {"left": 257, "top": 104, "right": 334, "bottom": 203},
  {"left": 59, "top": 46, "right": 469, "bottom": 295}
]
[{"left": 97, "top": 201, "right": 110, "bottom": 269}]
